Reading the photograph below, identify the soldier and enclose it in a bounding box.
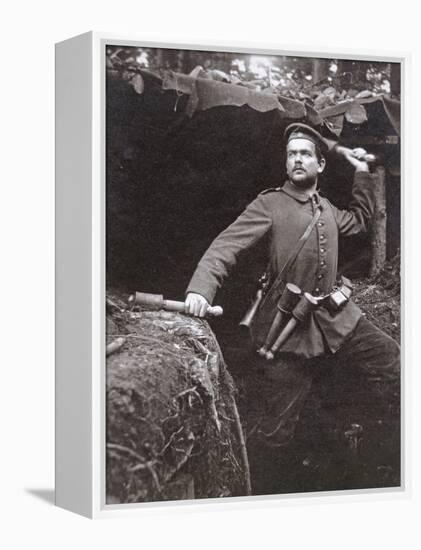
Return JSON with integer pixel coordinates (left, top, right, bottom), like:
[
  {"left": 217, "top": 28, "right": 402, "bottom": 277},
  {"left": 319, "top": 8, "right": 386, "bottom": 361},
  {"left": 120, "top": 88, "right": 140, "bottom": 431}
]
[{"left": 184, "top": 123, "right": 400, "bottom": 486}]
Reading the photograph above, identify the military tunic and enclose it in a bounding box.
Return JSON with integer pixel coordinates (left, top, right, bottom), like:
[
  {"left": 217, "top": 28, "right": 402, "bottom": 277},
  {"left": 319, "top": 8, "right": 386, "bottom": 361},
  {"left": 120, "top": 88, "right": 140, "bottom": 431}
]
[{"left": 186, "top": 171, "right": 375, "bottom": 358}]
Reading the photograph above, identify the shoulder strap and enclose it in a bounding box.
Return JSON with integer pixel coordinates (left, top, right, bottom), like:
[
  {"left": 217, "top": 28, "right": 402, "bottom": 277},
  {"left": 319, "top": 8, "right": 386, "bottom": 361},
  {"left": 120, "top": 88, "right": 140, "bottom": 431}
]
[
  {"left": 259, "top": 187, "right": 281, "bottom": 195},
  {"left": 265, "top": 204, "right": 322, "bottom": 299}
]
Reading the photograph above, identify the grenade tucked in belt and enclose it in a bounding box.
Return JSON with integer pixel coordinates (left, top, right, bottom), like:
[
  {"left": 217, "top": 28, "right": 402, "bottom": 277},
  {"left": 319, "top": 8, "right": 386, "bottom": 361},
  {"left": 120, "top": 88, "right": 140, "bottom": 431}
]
[{"left": 258, "top": 276, "right": 353, "bottom": 359}]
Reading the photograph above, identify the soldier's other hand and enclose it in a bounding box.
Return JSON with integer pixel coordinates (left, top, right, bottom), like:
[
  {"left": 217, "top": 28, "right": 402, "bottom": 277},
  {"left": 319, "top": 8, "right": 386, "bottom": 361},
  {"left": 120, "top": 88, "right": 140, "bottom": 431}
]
[
  {"left": 185, "top": 292, "right": 210, "bottom": 318},
  {"left": 335, "top": 145, "right": 369, "bottom": 172}
]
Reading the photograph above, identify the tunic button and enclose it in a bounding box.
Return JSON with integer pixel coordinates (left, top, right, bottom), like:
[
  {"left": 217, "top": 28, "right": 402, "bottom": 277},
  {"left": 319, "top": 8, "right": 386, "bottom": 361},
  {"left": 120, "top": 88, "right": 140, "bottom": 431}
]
[
  {"left": 320, "top": 248, "right": 325, "bottom": 253},
  {"left": 320, "top": 260, "right": 326, "bottom": 266},
  {"left": 317, "top": 221, "right": 324, "bottom": 227},
  {"left": 314, "top": 288, "right": 321, "bottom": 294},
  {"left": 320, "top": 235, "right": 325, "bottom": 241},
  {"left": 317, "top": 274, "right": 323, "bottom": 279}
]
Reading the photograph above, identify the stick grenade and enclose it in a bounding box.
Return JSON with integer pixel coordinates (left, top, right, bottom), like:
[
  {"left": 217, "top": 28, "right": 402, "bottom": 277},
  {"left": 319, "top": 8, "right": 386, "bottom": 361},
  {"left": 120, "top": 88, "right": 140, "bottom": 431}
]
[
  {"left": 257, "top": 283, "right": 301, "bottom": 357},
  {"left": 239, "top": 272, "right": 269, "bottom": 330},
  {"left": 128, "top": 292, "right": 223, "bottom": 317},
  {"left": 334, "top": 144, "right": 377, "bottom": 164},
  {"left": 265, "top": 292, "right": 319, "bottom": 360}
]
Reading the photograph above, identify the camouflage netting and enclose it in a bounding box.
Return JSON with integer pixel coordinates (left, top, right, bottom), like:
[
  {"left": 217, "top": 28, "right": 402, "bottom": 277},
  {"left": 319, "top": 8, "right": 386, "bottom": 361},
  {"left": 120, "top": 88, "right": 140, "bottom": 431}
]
[{"left": 106, "top": 292, "right": 250, "bottom": 504}]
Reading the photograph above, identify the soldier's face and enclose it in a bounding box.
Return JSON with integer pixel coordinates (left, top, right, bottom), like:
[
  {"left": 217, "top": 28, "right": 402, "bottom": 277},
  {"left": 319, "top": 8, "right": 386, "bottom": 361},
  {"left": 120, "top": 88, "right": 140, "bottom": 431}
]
[{"left": 286, "top": 138, "right": 325, "bottom": 188}]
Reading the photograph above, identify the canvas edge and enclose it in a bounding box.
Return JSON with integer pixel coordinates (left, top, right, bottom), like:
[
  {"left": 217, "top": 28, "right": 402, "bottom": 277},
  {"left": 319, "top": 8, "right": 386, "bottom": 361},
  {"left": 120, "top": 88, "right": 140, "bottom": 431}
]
[{"left": 55, "top": 31, "right": 95, "bottom": 518}]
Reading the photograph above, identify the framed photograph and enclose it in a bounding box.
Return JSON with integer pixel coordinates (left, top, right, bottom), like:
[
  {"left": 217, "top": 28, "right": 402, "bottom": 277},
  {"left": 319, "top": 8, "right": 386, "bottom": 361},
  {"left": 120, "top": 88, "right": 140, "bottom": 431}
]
[{"left": 55, "top": 32, "right": 405, "bottom": 518}]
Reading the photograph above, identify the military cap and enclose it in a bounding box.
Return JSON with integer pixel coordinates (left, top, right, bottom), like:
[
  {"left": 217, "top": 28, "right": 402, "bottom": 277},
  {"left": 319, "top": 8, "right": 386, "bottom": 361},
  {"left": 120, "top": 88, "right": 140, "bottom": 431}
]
[{"left": 284, "top": 123, "right": 330, "bottom": 154}]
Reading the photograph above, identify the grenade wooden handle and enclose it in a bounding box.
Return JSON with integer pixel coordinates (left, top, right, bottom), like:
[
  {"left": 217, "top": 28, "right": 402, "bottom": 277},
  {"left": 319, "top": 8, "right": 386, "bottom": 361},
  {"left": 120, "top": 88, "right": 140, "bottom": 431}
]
[
  {"left": 239, "top": 288, "right": 264, "bottom": 329},
  {"left": 128, "top": 292, "right": 223, "bottom": 317},
  {"left": 335, "top": 145, "right": 377, "bottom": 164},
  {"left": 163, "top": 299, "right": 223, "bottom": 317},
  {"left": 265, "top": 317, "right": 298, "bottom": 360}
]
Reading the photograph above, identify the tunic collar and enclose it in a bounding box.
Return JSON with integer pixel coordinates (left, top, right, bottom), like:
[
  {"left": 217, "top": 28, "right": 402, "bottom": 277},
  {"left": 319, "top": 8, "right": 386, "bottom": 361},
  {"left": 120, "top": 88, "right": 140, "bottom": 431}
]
[{"left": 281, "top": 180, "right": 320, "bottom": 203}]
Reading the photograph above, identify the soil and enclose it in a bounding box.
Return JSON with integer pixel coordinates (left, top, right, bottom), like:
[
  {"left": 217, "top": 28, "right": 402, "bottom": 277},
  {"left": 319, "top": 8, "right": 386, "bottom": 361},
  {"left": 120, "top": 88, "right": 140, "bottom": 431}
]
[{"left": 106, "top": 293, "right": 250, "bottom": 503}]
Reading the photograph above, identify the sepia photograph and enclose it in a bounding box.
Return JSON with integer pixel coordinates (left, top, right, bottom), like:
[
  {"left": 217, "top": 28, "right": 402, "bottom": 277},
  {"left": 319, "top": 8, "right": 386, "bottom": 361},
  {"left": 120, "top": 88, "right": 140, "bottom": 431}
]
[{"left": 104, "top": 44, "right": 401, "bottom": 504}]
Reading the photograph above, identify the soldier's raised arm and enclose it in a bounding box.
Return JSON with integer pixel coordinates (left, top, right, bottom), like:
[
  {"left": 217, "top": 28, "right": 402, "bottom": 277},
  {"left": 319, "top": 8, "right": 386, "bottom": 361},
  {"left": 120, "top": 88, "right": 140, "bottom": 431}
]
[{"left": 330, "top": 145, "right": 375, "bottom": 236}]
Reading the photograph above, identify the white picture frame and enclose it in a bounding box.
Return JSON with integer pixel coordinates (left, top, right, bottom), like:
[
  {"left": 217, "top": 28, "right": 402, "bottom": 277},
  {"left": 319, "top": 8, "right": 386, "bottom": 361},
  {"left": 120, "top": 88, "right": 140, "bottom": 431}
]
[{"left": 55, "top": 32, "right": 408, "bottom": 518}]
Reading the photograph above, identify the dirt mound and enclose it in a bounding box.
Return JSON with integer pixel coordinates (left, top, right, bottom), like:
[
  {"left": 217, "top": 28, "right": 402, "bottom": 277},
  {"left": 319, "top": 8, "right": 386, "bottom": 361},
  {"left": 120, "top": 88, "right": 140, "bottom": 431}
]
[{"left": 106, "top": 292, "right": 250, "bottom": 503}]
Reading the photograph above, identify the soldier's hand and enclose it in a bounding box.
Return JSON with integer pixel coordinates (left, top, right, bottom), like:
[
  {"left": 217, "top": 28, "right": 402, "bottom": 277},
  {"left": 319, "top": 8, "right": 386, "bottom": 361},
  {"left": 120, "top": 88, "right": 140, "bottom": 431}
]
[
  {"left": 335, "top": 145, "right": 369, "bottom": 173},
  {"left": 185, "top": 292, "right": 210, "bottom": 317}
]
